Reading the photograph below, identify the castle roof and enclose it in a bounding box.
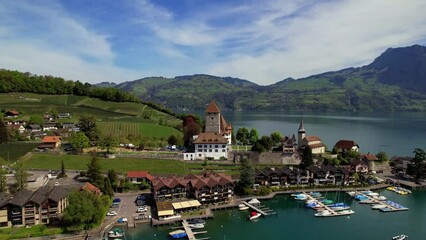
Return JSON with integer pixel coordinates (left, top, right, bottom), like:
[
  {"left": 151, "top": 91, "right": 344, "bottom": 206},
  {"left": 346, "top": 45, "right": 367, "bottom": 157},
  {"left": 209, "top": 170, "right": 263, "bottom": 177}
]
[
  {"left": 298, "top": 117, "right": 305, "bottom": 133},
  {"left": 206, "top": 101, "right": 221, "bottom": 113},
  {"left": 193, "top": 132, "right": 229, "bottom": 144}
]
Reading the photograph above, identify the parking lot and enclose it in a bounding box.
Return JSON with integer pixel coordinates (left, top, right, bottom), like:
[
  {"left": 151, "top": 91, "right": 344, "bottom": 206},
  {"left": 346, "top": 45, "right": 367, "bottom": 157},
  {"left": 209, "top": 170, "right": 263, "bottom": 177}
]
[{"left": 106, "top": 192, "right": 152, "bottom": 227}]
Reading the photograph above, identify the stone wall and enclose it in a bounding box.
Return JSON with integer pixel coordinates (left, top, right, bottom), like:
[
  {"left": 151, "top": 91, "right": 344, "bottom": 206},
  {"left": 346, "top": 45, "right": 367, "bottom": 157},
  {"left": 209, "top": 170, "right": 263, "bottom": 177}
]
[{"left": 229, "top": 151, "right": 301, "bottom": 166}]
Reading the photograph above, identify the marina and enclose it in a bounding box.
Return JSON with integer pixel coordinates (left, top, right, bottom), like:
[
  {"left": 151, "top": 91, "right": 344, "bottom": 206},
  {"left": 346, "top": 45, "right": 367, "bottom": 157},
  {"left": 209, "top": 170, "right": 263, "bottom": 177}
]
[
  {"left": 294, "top": 192, "right": 356, "bottom": 217},
  {"left": 351, "top": 191, "right": 409, "bottom": 212},
  {"left": 241, "top": 199, "right": 277, "bottom": 216}
]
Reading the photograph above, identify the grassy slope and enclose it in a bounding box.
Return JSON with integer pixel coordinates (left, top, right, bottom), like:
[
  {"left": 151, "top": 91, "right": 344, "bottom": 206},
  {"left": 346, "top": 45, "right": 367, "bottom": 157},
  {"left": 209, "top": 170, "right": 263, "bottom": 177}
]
[
  {"left": 0, "top": 143, "right": 39, "bottom": 162},
  {"left": 0, "top": 93, "right": 182, "bottom": 137}
]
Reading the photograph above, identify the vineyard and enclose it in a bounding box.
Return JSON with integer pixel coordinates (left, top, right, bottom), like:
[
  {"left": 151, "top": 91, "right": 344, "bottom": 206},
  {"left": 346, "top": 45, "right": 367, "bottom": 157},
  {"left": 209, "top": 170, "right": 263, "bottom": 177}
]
[{"left": 98, "top": 122, "right": 182, "bottom": 138}]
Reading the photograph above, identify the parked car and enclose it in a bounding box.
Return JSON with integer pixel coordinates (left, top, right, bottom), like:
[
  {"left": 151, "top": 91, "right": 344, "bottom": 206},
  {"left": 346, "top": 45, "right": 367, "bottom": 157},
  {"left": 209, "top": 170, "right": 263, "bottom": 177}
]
[
  {"left": 113, "top": 198, "right": 122, "bottom": 203},
  {"left": 136, "top": 200, "right": 146, "bottom": 206},
  {"left": 107, "top": 211, "right": 117, "bottom": 216},
  {"left": 117, "top": 217, "right": 128, "bottom": 223},
  {"left": 137, "top": 206, "right": 147, "bottom": 213}
]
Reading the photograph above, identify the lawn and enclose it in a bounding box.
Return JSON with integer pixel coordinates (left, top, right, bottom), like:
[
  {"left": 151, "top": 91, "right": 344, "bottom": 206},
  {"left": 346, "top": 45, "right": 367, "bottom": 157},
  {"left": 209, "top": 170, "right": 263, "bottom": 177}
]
[
  {"left": 0, "top": 142, "right": 39, "bottom": 162},
  {"left": 22, "top": 153, "right": 239, "bottom": 175},
  {"left": 0, "top": 225, "right": 62, "bottom": 239}
]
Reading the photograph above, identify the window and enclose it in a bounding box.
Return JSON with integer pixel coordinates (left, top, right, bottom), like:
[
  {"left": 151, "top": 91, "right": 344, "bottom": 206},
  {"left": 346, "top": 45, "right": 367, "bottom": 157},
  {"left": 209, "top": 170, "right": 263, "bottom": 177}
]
[
  {"left": 204, "top": 149, "right": 207, "bottom": 152},
  {"left": 215, "top": 145, "right": 218, "bottom": 148},
  {"left": 204, "top": 145, "right": 207, "bottom": 148},
  {"left": 222, "top": 149, "right": 225, "bottom": 152},
  {"left": 215, "top": 149, "right": 218, "bottom": 152},
  {"left": 198, "top": 154, "right": 202, "bottom": 157},
  {"left": 209, "top": 149, "right": 212, "bottom": 152},
  {"left": 222, "top": 145, "right": 226, "bottom": 148}
]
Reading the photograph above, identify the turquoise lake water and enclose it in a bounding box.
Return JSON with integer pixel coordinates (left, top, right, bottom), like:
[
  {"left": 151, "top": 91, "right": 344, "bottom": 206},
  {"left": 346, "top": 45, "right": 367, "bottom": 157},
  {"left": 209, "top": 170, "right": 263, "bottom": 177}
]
[{"left": 126, "top": 190, "right": 426, "bottom": 240}]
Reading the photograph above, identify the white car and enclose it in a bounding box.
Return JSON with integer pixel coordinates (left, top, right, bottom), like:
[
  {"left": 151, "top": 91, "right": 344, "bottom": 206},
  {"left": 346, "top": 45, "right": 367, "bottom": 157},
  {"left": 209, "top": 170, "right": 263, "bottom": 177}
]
[
  {"left": 107, "top": 211, "right": 117, "bottom": 216},
  {"left": 137, "top": 206, "right": 147, "bottom": 213}
]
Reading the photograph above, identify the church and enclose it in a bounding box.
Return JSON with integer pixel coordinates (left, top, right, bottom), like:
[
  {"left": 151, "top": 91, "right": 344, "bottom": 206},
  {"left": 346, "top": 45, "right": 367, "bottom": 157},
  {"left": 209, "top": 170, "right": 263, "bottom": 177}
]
[
  {"left": 297, "top": 117, "right": 326, "bottom": 154},
  {"left": 183, "top": 101, "right": 232, "bottom": 160}
]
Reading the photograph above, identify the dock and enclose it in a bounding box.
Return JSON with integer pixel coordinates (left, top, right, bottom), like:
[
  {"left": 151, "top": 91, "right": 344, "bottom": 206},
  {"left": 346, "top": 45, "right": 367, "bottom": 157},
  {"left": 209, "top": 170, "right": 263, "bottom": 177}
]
[
  {"left": 181, "top": 220, "right": 210, "bottom": 240},
  {"left": 302, "top": 192, "right": 342, "bottom": 217},
  {"left": 241, "top": 201, "right": 277, "bottom": 216},
  {"left": 353, "top": 191, "right": 409, "bottom": 212}
]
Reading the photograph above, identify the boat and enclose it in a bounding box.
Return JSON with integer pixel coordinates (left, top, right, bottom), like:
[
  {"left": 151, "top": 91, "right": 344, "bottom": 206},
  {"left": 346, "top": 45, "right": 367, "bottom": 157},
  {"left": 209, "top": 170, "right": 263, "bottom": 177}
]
[
  {"left": 329, "top": 205, "right": 351, "bottom": 211},
  {"left": 160, "top": 214, "right": 181, "bottom": 221},
  {"left": 169, "top": 230, "right": 187, "bottom": 239},
  {"left": 359, "top": 199, "right": 375, "bottom": 204},
  {"left": 187, "top": 219, "right": 206, "bottom": 225},
  {"left": 371, "top": 204, "right": 387, "bottom": 210},
  {"left": 347, "top": 191, "right": 356, "bottom": 197},
  {"left": 108, "top": 228, "right": 124, "bottom": 239},
  {"left": 294, "top": 194, "right": 308, "bottom": 200},
  {"left": 392, "top": 234, "right": 408, "bottom": 240},
  {"left": 188, "top": 223, "right": 205, "bottom": 229},
  {"left": 239, "top": 204, "right": 249, "bottom": 210},
  {"left": 248, "top": 211, "right": 262, "bottom": 220},
  {"left": 337, "top": 210, "right": 355, "bottom": 216},
  {"left": 309, "top": 192, "right": 322, "bottom": 198},
  {"left": 314, "top": 210, "right": 333, "bottom": 217},
  {"left": 320, "top": 199, "right": 333, "bottom": 205}
]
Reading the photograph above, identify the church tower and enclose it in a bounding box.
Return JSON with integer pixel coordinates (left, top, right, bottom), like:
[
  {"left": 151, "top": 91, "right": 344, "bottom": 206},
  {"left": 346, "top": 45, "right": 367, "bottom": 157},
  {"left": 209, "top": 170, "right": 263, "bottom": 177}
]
[
  {"left": 205, "top": 101, "right": 221, "bottom": 133},
  {"left": 298, "top": 116, "right": 306, "bottom": 149}
]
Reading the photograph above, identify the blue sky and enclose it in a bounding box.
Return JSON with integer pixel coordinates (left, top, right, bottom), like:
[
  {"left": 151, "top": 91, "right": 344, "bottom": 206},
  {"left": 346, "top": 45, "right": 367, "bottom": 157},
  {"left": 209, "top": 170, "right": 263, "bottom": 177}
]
[{"left": 1, "top": 0, "right": 426, "bottom": 85}]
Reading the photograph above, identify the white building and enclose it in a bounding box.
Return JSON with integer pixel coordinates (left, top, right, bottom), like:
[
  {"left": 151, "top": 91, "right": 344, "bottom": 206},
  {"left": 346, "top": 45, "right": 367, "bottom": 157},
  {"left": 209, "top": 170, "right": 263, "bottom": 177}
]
[{"left": 298, "top": 117, "right": 326, "bottom": 154}]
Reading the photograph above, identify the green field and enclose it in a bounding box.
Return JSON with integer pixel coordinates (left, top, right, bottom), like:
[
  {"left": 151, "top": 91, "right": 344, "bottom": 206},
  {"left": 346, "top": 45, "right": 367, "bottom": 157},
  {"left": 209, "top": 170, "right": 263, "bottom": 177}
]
[
  {"left": 0, "top": 225, "right": 62, "bottom": 239},
  {"left": 0, "top": 142, "right": 39, "bottom": 162},
  {"left": 22, "top": 153, "right": 239, "bottom": 175},
  {"left": 98, "top": 122, "right": 181, "bottom": 138}
]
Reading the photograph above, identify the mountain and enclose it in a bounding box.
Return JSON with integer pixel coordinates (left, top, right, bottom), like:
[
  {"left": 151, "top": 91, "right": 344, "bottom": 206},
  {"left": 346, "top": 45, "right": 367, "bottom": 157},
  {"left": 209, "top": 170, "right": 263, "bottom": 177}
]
[{"left": 111, "top": 45, "right": 426, "bottom": 112}]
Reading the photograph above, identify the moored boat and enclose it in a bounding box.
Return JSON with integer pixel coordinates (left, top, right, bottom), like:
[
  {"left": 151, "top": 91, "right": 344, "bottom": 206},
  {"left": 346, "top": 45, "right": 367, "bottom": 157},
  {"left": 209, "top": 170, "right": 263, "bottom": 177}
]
[
  {"left": 169, "top": 229, "right": 187, "bottom": 239},
  {"left": 392, "top": 234, "right": 408, "bottom": 240},
  {"left": 188, "top": 218, "right": 206, "bottom": 225},
  {"left": 248, "top": 211, "right": 262, "bottom": 220},
  {"left": 188, "top": 223, "right": 205, "bottom": 229},
  {"left": 372, "top": 204, "right": 387, "bottom": 210},
  {"left": 239, "top": 204, "right": 249, "bottom": 210},
  {"left": 108, "top": 228, "right": 124, "bottom": 239}
]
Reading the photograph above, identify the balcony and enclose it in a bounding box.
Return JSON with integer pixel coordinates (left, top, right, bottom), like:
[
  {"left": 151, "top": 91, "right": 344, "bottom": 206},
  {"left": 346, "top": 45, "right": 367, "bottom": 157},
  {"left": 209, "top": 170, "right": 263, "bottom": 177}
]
[
  {"left": 49, "top": 208, "right": 58, "bottom": 212},
  {"left": 12, "top": 211, "right": 22, "bottom": 216}
]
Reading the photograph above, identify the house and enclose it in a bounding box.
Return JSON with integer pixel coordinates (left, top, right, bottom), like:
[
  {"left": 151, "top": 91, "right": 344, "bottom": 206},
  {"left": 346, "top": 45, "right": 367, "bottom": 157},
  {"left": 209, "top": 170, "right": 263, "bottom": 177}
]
[
  {"left": 4, "top": 111, "right": 19, "bottom": 118},
  {"left": 42, "top": 122, "right": 58, "bottom": 131},
  {"left": 57, "top": 113, "right": 71, "bottom": 119},
  {"left": 334, "top": 140, "right": 359, "bottom": 153},
  {"left": 186, "top": 172, "right": 235, "bottom": 204},
  {"left": 152, "top": 176, "right": 189, "bottom": 201},
  {"left": 62, "top": 122, "right": 76, "bottom": 129},
  {"left": 391, "top": 157, "right": 414, "bottom": 172},
  {"left": 0, "top": 193, "right": 10, "bottom": 228},
  {"left": 38, "top": 136, "right": 62, "bottom": 149},
  {"left": 255, "top": 167, "right": 288, "bottom": 187},
  {"left": 186, "top": 101, "right": 232, "bottom": 161},
  {"left": 362, "top": 153, "right": 379, "bottom": 172},
  {"left": 7, "top": 187, "right": 71, "bottom": 226},
  {"left": 7, "top": 124, "right": 25, "bottom": 134},
  {"left": 350, "top": 159, "right": 369, "bottom": 173},
  {"left": 28, "top": 124, "right": 42, "bottom": 132},
  {"left": 282, "top": 135, "right": 297, "bottom": 154},
  {"left": 43, "top": 114, "right": 54, "bottom": 122},
  {"left": 80, "top": 182, "right": 102, "bottom": 196},
  {"left": 127, "top": 171, "right": 154, "bottom": 185}
]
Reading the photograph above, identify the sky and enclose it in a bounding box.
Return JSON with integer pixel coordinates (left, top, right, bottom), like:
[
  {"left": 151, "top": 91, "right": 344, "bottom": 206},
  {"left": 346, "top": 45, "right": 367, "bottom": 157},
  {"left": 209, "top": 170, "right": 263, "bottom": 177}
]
[{"left": 1, "top": 0, "right": 426, "bottom": 85}]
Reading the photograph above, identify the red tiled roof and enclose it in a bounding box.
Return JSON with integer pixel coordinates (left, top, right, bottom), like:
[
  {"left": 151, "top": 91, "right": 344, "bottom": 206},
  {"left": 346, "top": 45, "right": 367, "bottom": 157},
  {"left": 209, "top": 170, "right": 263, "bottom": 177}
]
[
  {"left": 127, "top": 171, "right": 154, "bottom": 181},
  {"left": 152, "top": 176, "right": 189, "bottom": 191},
  {"left": 334, "top": 140, "right": 358, "bottom": 149},
  {"left": 81, "top": 182, "right": 101, "bottom": 195},
  {"left": 363, "top": 153, "right": 378, "bottom": 161},
  {"left": 193, "top": 132, "right": 228, "bottom": 144},
  {"left": 206, "top": 101, "right": 221, "bottom": 113},
  {"left": 6, "top": 110, "right": 19, "bottom": 115},
  {"left": 41, "top": 136, "right": 61, "bottom": 143},
  {"left": 304, "top": 136, "right": 322, "bottom": 142}
]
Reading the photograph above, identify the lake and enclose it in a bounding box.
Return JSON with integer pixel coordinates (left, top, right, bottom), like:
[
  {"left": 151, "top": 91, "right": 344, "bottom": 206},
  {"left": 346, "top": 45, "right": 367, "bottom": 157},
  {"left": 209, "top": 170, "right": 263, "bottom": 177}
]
[
  {"left": 126, "top": 190, "right": 426, "bottom": 240},
  {"left": 223, "top": 111, "right": 426, "bottom": 157}
]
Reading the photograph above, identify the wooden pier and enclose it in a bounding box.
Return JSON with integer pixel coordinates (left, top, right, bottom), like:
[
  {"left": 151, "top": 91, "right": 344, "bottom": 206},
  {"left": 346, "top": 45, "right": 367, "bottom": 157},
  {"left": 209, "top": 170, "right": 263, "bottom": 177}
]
[
  {"left": 353, "top": 191, "right": 408, "bottom": 212},
  {"left": 302, "top": 193, "right": 341, "bottom": 217},
  {"left": 241, "top": 201, "right": 277, "bottom": 216},
  {"left": 181, "top": 220, "right": 210, "bottom": 240}
]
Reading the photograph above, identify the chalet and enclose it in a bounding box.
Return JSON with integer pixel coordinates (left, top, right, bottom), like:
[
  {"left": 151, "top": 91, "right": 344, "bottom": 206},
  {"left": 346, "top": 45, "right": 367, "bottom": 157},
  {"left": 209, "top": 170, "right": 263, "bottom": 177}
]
[
  {"left": 80, "top": 182, "right": 102, "bottom": 196},
  {"left": 334, "top": 140, "right": 359, "bottom": 153},
  {"left": 7, "top": 124, "right": 25, "bottom": 134},
  {"left": 28, "top": 124, "right": 42, "bottom": 132},
  {"left": 152, "top": 176, "right": 189, "bottom": 201},
  {"left": 255, "top": 167, "right": 288, "bottom": 187},
  {"left": 186, "top": 173, "right": 235, "bottom": 204},
  {"left": 282, "top": 135, "right": 297, "bottom": 154},
  {"left": 362, "top": 153, "right": 379, "bottom": 172},
  {"left": 127, "top": 171, "right": 154, "bottom": 184},
  {"left": 0, "top": 193, "right": 10, "bottom": 228},
  {"left": 62, "top": 122, "right": 77, "bottom": 129},
  {"left": 43, "top": 114, "right": 54, "bottom": 122},
  {"left": 53, "top": 129, "right": 72, "bottom": 138},
  {"left": 391, "top": 157, "right": 413, "bottom": 172},
  {"left": 38, "top": 136, "right": 61, "bottom": 149},
  {"left": 185, "top": 101, "right": 232, "bottom": 161},
  {"left": 42, "top": 122, "right": 58, "bottom": 131},
  {"left": 350, "top": 159, "right": 369, "bottom": 173},
  {"left": 4, "top": 111, "right": 19, "bottom": 118}
]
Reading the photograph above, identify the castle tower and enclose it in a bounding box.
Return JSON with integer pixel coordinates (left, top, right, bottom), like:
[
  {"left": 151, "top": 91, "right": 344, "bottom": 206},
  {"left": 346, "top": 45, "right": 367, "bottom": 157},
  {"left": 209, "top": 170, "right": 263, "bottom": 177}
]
[
  {"left": 205, "top": 101, "right": 221, "bottom": 133},
  {"left": 298, "top": 116, "right": 306, "bottom": 149}
]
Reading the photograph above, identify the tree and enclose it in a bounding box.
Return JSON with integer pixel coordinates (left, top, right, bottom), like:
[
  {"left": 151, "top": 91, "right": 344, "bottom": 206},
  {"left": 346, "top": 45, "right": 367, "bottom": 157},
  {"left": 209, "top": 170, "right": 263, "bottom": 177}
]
[
  {"left": 87, "top": 156, "right": 103, "bottom": 188},
  {"left": 168, "top": 135, "right": 178, "bottom": 146},
  {"left": 0, "top": 119, "right": 9, "bottom": 144},
  {"left": 70, "top": 132, "right": 90, "bottom": 153},
  {"left": 376, "top": 151, "right": 388, "bottom": 162},
  {"left": 0, "top": 168, "right": 7, "bottom": 192},
  {"left": 251, "top": 136, "right": 274, "bottom": 153},
  {"left": 270, "top": 131, "right": 283, "bottom": 145},
  {"left": 98, "top": 135, "right": 118, "bottom": 155},
  {"left": 300, "top": 145, "right": 313, "bottom": 169},
  {"left": 237, "top": 158, "right": 255, "bottom": 194},
  {"left": 28, "top": 115, "right": 44, "bottom": 125},
  {"left": 107, "top": 169, "right": 118, "bottom": 190},
  {"left": 103, "top": 176, "right": 114, "bottom": 197},
  {"left": 236, "top": 127, "right": 249, "bottom": 145},
  {"left": 408, "top": 148, "right": 426, "bottom": 181},
  {"left": 183, "top": 116, "right": 201, "bottom": 147},
  {"left": 413, "top": 148, "right": 426, "bottom": 164},
  {"left": 57, "top": 160, "right": 67, "bottom": 178},
  {"left": 78, "top": 115, "right": 100, "bottom": 141},
  {"left": 249, "top": 128, "right": 259, "bottom": 144},
  {"left": 14, "top": 162, "right": 28, "bottom": 191}
]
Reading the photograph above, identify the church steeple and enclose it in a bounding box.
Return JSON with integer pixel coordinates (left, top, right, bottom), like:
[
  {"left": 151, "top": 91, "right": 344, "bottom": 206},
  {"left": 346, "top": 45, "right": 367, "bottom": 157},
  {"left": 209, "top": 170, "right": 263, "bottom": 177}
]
[{"left": 298, "top": 116, "right": 306, "bottom": 149}]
